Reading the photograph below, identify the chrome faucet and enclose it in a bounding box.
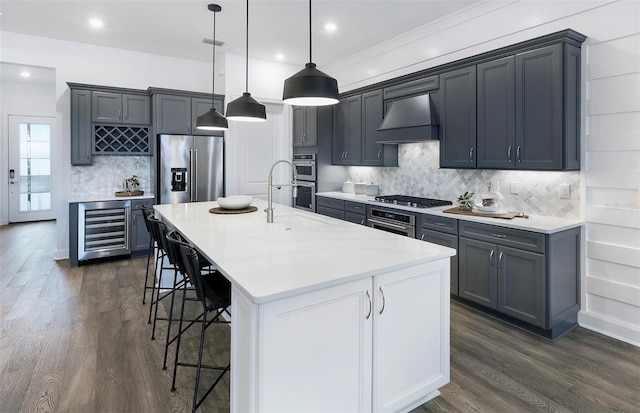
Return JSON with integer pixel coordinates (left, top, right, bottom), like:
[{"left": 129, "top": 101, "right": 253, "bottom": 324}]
[{"left": 266, "top": 160, "right": 298, "bottom": 223}]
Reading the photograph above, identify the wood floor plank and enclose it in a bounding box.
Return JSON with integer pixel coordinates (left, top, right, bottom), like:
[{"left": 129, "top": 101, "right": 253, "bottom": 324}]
[{"left": 1, "top": 221, "right": 639, "bottom": 413}]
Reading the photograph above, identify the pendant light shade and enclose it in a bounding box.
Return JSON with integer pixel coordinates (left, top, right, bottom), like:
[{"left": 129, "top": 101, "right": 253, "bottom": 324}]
[
  {"left": 196, "top": 4, "right": 228, "bottom": 131},
  {"left": 226, "top": 0, "right": 267, "bottom": 122},
  {"left": 282, "top": 0, "right": 339, "bottom": 106}
]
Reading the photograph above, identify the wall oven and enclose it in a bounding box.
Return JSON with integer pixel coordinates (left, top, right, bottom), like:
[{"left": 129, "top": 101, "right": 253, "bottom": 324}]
[
  {"left": 293, "top": 181, "right": 316, "bottom": 212},
  {"left": 367, "top": 206, "right": 415, "bottom": 238},
  {"left": 293, "top": 153, "right": 316, "bottom": 181}
]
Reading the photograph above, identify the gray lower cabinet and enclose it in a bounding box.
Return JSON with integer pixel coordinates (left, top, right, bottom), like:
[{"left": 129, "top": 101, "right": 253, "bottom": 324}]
[
  {"left": 419, "top": 214, "right": 458, "bottom": 295},
  {"left": 131, "top": 198, "right": 153, "bottom": 256},
  {"left": 457, "top": 220, "right": 580, "bottom": 339},
  {"left": 316, "top": 197, "right": 366, "bottom": 225}
]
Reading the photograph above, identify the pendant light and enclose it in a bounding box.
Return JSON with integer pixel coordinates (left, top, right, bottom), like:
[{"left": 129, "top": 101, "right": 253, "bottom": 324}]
[
  {"left": 282, "top": 0, "right": 339, "bottom": 106},
  {"left": 226, "top": 0, "right": 267, "bottom": 122},
  {"left": 196, "top": 4, "right": 228, "bottom": 131}
]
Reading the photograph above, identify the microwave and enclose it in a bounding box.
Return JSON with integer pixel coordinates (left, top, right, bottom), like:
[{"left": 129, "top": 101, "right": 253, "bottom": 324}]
[{"left": 293, "top": 153, "right": 316, "bottom": 181}]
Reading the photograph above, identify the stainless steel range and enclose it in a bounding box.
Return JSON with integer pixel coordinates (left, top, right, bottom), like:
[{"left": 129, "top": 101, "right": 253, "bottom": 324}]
[
  {"left": 374, "top": 195, "right": 452, "bottom": 209},
  {"left": 368, "top": 195, "right": 452, "bottom": 238}
]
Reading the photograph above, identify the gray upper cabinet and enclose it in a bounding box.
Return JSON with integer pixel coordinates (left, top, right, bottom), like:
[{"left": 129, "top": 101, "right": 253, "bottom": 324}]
[
  {"left": 439, "top": 66, "right": 477, "bottom": 169},
  {"left": 153, "top": 92, "right": 224, "bottom": 136},
  {"left": 70, "top": 89, "right": 93, "bottom": 165},
  {"left": 92, "top": 91, "right": 150, "bottom": 124},
  {"left": 333, "top": 95, "right": 362, "bottom": 165},
  {"left": 515, "top": 44, "right": 564, "bottom": 170},
  {"left": 361, "top": 90, "right": 385, "bottom": 166},
  {"left": 292, "top": 106, "right": 318, "bottom": 148},
  {"left": 477, "top": 56, "right": 516, "bottom": 169},
  {"left": 333, "top": 91, "right": 397, "bottom": 167}
]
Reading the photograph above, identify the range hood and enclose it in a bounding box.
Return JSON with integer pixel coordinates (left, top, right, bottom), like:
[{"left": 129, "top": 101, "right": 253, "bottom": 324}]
[{"left": 377, "top": 94, "right": 438, "bottom": 144}]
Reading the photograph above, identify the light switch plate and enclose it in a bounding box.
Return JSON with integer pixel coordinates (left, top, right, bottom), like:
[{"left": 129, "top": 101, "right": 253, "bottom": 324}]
[
  {"left": 510, "top": 182, "right": 519, "bottom": 195},
  {"left": 490, "top": 180, "right": 500, "bottom": 192},
  {"left": 560, "top": 184, "right": 571, "bottom": 199}
]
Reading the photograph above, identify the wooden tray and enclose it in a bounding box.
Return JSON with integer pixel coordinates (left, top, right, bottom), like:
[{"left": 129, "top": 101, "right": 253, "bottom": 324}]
[
  {"left": 209, "top": 206, "right": 258, "bottom": 214},
  {"left": 443, "top": 207, "right": 521, "bottom": 220},
  {"left": 115, "top": 190, "right": 144, "bottom": 197}
]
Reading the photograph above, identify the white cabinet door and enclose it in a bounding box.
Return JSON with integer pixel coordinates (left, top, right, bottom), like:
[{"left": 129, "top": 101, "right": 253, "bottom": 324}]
[
  {"left": 259, "top": 278, "right": 373, "bottom": 412},
  {"left": 373, "top": 260, "right": 450, "bottom": 412}
]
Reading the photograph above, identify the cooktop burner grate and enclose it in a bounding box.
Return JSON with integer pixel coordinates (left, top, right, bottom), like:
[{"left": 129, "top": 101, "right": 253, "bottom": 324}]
[{"left": 374, "top": 195, "right": 453, "bottom": 209}]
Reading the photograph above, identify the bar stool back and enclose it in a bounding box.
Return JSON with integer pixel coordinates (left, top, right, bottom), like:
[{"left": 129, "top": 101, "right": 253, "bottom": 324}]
[{"left": 166, "top": 230, "right": 231, "bottom": 413}]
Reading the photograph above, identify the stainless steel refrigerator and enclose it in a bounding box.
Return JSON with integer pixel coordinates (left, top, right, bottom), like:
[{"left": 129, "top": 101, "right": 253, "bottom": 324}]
[{"left": 158, "top": 134, "right": 224, "bottom": 204}]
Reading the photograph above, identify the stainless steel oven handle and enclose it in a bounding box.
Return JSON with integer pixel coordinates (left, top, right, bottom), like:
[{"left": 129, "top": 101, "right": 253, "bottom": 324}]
[
  {"left": 293, "top": 161, "right": 314, "bottom": 166},
  {"left": 368, "top": 218, "right": 408, "bottom": 231}
]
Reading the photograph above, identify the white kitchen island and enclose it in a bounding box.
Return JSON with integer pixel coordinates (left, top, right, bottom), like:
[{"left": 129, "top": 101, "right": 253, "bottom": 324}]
[{"left": 154, "top": 199, "right": 456, "bottom": 413}]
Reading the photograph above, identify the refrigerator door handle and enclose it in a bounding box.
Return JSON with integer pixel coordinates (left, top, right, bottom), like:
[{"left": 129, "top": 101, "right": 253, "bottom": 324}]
[{"left": 192, "top": 148, "right": 198, "bottom": 202}]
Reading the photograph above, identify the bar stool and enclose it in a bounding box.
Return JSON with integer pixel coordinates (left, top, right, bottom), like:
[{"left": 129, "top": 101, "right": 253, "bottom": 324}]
[
  {"left": 139, "top": 204, "right": 155, "bottom": 305},
  {"left": 166, "top": 230, "right": 231, "bottom": 413}
]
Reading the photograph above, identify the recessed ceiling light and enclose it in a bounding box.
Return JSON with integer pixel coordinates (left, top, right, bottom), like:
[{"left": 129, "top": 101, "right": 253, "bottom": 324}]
[
  {"left": 275, "top": 53, "right": 285, "bottom": 61},
  {"left": 89, "top": 18, "right": 104, "bottom": 29},
  {"left": 324, "top": 22, "right": 337, "bottom": 32},
  {"left": 20, "top": 71, "right": 31, "bottom": 78}
]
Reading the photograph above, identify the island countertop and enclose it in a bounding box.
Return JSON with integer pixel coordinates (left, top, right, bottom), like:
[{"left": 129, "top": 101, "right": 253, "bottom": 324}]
[{"left": 154, "top": 199, "right": 455, "bottom": 304}]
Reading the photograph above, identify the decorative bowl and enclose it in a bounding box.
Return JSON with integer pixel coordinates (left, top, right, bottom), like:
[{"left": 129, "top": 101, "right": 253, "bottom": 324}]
[{"left": 216, "top": 195, "right": 253, "bottom": 210}]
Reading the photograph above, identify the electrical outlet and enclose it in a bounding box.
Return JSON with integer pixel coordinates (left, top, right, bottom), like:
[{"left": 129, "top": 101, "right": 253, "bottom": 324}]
[
  {"left": 510, "top": 182, "right": 519, "bottom": 195},
  {"left": 490, "top": 180, "right": 500, "bottom": 192},
  {"left": 560, "top": 184, "right": 571, "bottom": 199}
]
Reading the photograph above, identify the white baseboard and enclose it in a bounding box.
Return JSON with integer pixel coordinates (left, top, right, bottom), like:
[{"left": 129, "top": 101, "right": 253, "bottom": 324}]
[
  {"left": 54, "top": 249, "right": 69, "bottom": 260},
  {"left": 579, "top": 311, "right": 640, "bottom": 347},
  {"left": 0, "top": 220, "right": 8, "bottom": 226}
]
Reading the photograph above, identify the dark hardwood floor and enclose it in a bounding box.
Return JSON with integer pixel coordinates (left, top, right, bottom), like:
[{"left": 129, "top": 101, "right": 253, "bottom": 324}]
[{"left": 1, "top": 221, "right": 638, "bottom": 413}]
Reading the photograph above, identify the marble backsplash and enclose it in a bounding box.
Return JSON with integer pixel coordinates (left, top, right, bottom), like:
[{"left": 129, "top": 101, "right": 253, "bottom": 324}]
[
  {"left": 71, "top": 155, "right": 152, "bottom": 195},
  {"left": 348, "top": 142, "right": 581, "bottom": 219}
]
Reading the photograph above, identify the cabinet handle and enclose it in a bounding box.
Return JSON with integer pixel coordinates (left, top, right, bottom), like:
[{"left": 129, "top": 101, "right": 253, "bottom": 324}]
[
  {"left": 118, "top": 109, "right": 122, "bottom": 120},
  {"left": 302, "top": 134, "right": 306, "bottom": 143},
  {"left": 490, "top": 233, "right": 507, "bottom": 239},
  {"left": 345, "top": 150, "right": 349, "bottom": 159},
  {"left": 516, "top": 146, "right": 521, "bottom": 163},
  {"left": 379, "top": 286, "right": 386, "bottom": 315},
  {"left": 360, "top": 219, "right": 365, "bottom": 225},
  {"left": 187, "top": 121, "right": 190, "bottom": 131},
  {"left": 124, "top": 110, "right": 128, "bottom": 120},
  {"left": 507, "top": 146, "right": 512, "bottom": 162},
  {"left": 366, "top": 290, "right": 372, "bottom": 320},
  {"left": 499, "top": 252, "right": 504, "bottom": 269},
  {"left": 133, "top": 214, "right": 136, "bottom": 224},
  {"left": 421, "top": 234, "right": 425, "bottom": 241},
  {"left": 490, "top": 249, "right": 494, "bottom": 266},
  {"left": 469, "top": 147, "right": 474, "bottom": 162},
  {"left": 377, "top": 149, "right": 382, "bottom": 160},
  {"left": 434, "top": 222, "right": 446, "bottom": 227}
]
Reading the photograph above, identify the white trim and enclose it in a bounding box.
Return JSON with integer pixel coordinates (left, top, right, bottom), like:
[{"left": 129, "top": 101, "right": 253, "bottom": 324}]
[
  {"left": 579, "top": 311, "right": 640, "bottom": 347},
  {"left": 54, "top": 248, "right": 69, "bottom": 260}
]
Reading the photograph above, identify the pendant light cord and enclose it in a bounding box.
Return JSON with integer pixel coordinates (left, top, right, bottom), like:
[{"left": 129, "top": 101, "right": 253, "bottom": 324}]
[
  {"left": 212, "top": 9, "right": 217, "bottom": 106},
  {"left": 308, "top": 0, "right": 312, "bottom": 63},
  {"left": 245, "top": 0, "right": 249, "bottom": 93}
]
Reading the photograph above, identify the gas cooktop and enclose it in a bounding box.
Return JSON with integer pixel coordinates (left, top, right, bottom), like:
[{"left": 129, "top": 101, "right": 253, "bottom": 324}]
[{"left": 374, "top": 195, "right": 453, "bottom": 209}]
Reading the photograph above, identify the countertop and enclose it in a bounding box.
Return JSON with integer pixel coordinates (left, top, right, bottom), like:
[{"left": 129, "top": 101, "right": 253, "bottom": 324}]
[
  {"left": 68, "top": 193, "right": 155, "bottom": 203},
  {"left": 154, "top": 199, "right": 455, "bottom": 303},
  {"left": 317, "top": 191, "right": 583, "bottom": 234}
]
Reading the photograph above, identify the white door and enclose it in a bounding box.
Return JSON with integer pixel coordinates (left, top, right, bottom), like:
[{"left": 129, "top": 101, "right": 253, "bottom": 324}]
[
  {"left": 226, "top": 99, "right": 291, "bottom": 205},
  {"left": 373, "top": 260, "right": 450, "bottom": 412},
  {"left": 8, "top": 115, "right": 56, "bottom": 222}
]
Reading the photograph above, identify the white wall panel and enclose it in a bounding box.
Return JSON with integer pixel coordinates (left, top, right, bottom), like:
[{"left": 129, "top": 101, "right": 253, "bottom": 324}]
[
  {"left": 586, "top": 206, "right": 640, "bottom": 228},
  {"left": 586, "top": 34, "right": 640, "bottom": 80},
  {"left": 586, "top": 132, "right": 640, "bottom": 152},
  {"left": 587, "top": 276, "right": 640, "bottom": 307},
  {"left": 586, "top": 293, "right": 640, "bottom": 327},
  {"left": 586, "top": 187, "right": 639, "bottom": 208},
  {"left": 587, "top": 241, "right": 640, "bottom": 268},
  {"left": 587, "top": 151, "right": 640, "bottom": 170},
  {"left": 588, "top": 112, "right": 640, "bottom": 135},
  {"left": 587, "top": 223, "right": 640, "bottom": 248},
  {"left": 586, "top": 169, "right": 640, "bottom": 189},
  {"left": 587, "top": 258, "right": 640, "bottom": 287}
]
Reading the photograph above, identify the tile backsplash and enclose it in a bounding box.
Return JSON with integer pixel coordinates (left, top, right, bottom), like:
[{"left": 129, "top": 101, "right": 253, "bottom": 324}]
[
  {"left": 71, "top": 155, "right": 152, "bottom": 195},
  {"left": 348, "top": 142, "right": 580, "bottom": 219}
]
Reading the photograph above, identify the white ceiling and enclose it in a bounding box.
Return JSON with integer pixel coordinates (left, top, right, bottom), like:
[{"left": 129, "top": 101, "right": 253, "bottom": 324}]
[{"left": 0, "top": 0, "right": 478, "bottom": 67}]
